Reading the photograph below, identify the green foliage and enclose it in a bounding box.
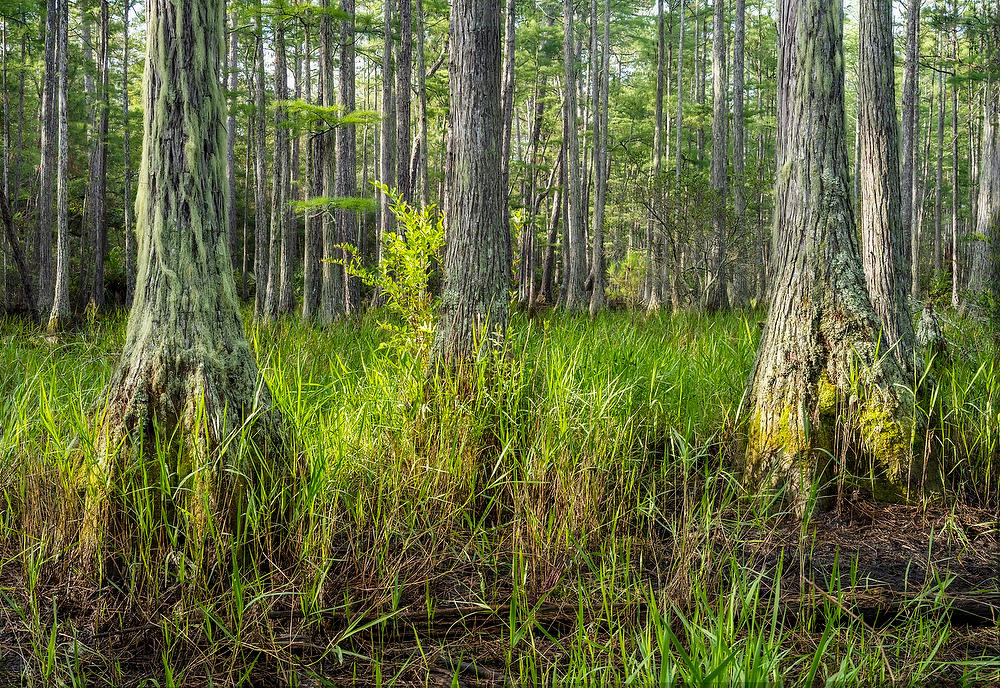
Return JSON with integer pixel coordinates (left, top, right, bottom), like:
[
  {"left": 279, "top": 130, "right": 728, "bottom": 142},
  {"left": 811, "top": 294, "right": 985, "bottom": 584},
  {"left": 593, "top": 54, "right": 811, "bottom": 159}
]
[
  {"left": 291, "top": 195, "right": 377, "bottom": 216},
  {"left": 340, "top": 184, "right": 444, "bottom": 361},
  {"left": 607, "top": 249, "right": 647, "bottom": 309}
]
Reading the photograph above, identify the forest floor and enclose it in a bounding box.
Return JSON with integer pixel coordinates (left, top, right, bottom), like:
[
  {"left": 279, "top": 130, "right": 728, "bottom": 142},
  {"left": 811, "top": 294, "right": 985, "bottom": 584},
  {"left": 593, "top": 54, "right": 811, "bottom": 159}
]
[{"left": 1, "top": 308, "right": 999, "bottom": 686}]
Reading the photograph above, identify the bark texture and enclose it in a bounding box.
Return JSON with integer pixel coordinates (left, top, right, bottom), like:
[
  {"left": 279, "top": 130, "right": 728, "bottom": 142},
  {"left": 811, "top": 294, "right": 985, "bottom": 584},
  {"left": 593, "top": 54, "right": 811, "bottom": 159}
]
[
  {"left": 745, "top": 0, "right": 928, "bottom": 511},
  {"left": 47, "top": 0, "right": 69, "bottom": 331},
  {"left": 83, "top": 0, "right": 285, "bottom": 550},
  {"left": 705, "top": 0, "right": 729, "bottom": 311},
  {"left": 858, "top": 0, "right": 915, "bottom": 366},
  {"left": 561, "top": 0, "right": 587, "bottom": 310},
  {"left": 969, "top": 84, "right": 999, "bottom": 294},
  {"left": 901, "top": 0, "right": 920, "bottom": 300},
  {"left": 433, "top": 0, "right": 508, "bottom": 362}
]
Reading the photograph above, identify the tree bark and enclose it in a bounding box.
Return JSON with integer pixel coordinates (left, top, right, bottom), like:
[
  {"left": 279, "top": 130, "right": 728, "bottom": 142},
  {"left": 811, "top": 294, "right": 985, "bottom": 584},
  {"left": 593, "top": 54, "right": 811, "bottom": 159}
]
[
  {"left": 87, "top": 0, "right": 110, "bottom": 311},
  {"left": 950, "top": 24, "right": 960, "bottom": 307},
  {"left": 253, "top": 8, "right": 268, "bottom": 318},
  {"left": 935, "top": 49, "right": 944, "bottom": 276},
  {"left": 379, "top": 0, "right": 396, "bottom": 251},
  {"left": 47, "top": 0, "right": 69, "bottom": 331},
  {"left": 858, "top": 0, "right": 915, "bottom": 366},
  {"left": 264, "top": 20, "right": 291, "bottom": 318},
  {"left": 36, "top": 0, "right": 57, "bottom": 317},
  {"left": 226, "top": 13, "right": 239, "bottom": 273},
  {"left": 123, "top": 0, "right": 135, "bottom": 304},
  {"left": 645, "top": 0, "right": 666, "bottom": 312},
  {"left": 433, "top": 0, "right": 508, "bottom": 362},
  {"left": 339, "top": 0, "right": 360, "bottom": 312},
  {"left": 588, "top": 0, "right": 610, "bottom": 315},
  {"left": 745, "top": 0, "right": 927, "bottom": 512},
  {"left": 302, "top": 26, "right": 321, "bottom": 320},
  {"left": 901, "top": 0, "right": 920, "bottom": 301},
  {"left": 969, "top": 84, "right": 999, "bottom": 294},
  {"left": 396, "top": 0, "right": 412, "bottom": 202},
  {"left": 730, "top": 0, "right": 749, "bottom": 307},
  {"left": 83, "top": 0, "right": 286, "bottom": 553},
  {"left": 320, "top": 0, "right": 344, "bottom": 323},
  {"left": 562, "top": 0, "right": 587, "bottom": 311},
  {"left": 705, "top": 0, "right": 729, "bottom": 311}
]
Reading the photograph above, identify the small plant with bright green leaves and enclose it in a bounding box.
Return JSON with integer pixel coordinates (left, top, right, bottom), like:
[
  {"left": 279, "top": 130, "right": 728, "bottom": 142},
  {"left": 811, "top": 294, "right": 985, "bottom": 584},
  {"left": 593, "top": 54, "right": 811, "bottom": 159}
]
[{"left": 339, "top": 183, "right": 445, "bottom": 361}]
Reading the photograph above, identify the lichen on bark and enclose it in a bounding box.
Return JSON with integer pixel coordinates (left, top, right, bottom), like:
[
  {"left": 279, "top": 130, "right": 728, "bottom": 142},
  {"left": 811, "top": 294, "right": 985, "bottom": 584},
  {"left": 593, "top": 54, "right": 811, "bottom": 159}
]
[
  {"left": 744, "top": 0, "right": 936, "bottom": 514},
  {"left": 75, "top": 0, "right": 290, "bottom": 561}
]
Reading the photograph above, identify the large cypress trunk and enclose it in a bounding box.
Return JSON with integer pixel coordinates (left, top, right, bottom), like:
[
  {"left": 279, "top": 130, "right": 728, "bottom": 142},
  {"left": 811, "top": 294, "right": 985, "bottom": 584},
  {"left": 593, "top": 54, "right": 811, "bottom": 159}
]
[
  {"left": 83, "top": 0, "right": 285, "bottom": 549},
  {"left": 858, "top": 0, "right": 915, "bottom": 366},
  {"left": 433, "top": 0, "right": 507, "bottom": 362},
  {"left": 745, "top": 0, "right": 930, "bottom": 511}
]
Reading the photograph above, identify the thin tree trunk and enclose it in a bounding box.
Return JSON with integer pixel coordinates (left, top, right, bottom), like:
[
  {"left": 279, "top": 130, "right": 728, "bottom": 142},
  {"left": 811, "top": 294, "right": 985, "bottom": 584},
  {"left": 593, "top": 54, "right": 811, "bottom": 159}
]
[
  {"left": 901, "top": 0, "right": 920, "bottom": 301},
  {"left": 646, "top": 0, "right": 665, "bottom": 312},
  {"left": 538, "top": 150, "right": 563, "bottom": 305},
  {"left": 730, "top": 0, "right": 749, "bottom": 307},
  {"left": 950, "top": 23, "right": 960, "bottom": 307},
  {"left": 302, "top": 27, "right": 321, "bottom": 320},
  {"left": 227, "top": 13, "right": 239, "bottom": 272},
  {"left": 705, "top": 0, "right": 729, "bottom": 311},
  {"left": 935, "top": 45, "right": 945, "bottom": 275},
  {"left": 562, "top": 0, "right": 587, "bottom": 310},
  {"left": 253, "top": 8, "right": 268, "bottom": 318},
  {"left": 36, "top": 0, "right": 57, "bottom": 317},
  {"left": 589, "top": 0, "right": 610, "bottom": 315},
  {"left": 340, "top": 0, "right": 360, "bottom": 312},
  {"left": 47, "top": 0, "right": 69, "bottom": 330},
  {"left": 379, "top": 0, "right": 396, "bottom": 251},
  {"left": 88, "top": 0, "right": 109, "bottom": 311},
  {"left": 672, "top": 0, "right": 685, "bottom": 311},
  {"left": 396, "top": 0, "right": 412, "bottom": 202},
  {"left": 415, "top": 0, "right": 429, "bottom": 206},
  {"left": 319, "top": 0, "right": 344, "bottom": 322},
  {"left": 123, "top": 0, "right": 135, "bottom": 304}
]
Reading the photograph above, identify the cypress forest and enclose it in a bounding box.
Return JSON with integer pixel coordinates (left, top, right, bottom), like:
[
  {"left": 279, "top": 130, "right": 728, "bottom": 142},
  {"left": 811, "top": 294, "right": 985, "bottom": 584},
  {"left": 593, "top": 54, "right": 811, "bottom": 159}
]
[{"left": 1, "top": 0, "right": 1000, "bottom": 682}]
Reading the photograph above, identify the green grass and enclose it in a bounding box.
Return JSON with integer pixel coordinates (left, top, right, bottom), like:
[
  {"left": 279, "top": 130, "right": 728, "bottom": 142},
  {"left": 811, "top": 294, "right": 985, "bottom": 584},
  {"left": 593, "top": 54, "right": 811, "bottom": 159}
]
[{"left": 0, "top": 308, "right": 998, "bottom": 686}]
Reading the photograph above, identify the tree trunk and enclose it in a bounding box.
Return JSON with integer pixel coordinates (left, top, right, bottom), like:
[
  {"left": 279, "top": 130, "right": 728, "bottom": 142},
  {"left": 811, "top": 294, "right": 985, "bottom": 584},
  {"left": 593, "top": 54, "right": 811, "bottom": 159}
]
[
  {"left": 88, "top": 0, "right": 110, "bottom": 311},
  {"left": 123, "top": 0, "right": 135, "bottom": 304},
  {"left": 415, "top": 0, "right": 430, "bottom": 206},
  {"left": 253, "top": 9, "right": 268, "bottom": 318},
  {"left": 935, "top": 51, "right": 944, "bottom": 276},
  {"left": 588, "top": 0, "right": 610, "bottom": 315},
  {"left": 47, "top": 0, "right": 69, "bottom": 331},
  {"left": 339, "top": 0, "right": 360, "bottom": 313},
  {"left": 538, "top": 150, "right": 563, "bottom": 306},
  {"left": 969, "top": 84, "right": 999, "bottom": 294},
  {"left": 901, "top": 0, "right": 920, "bottom": 301},
  {"left": 264, "top": 21, "right": 290, "bottom": 318},
  {"left": 319, "top": 0, "right": 344, "bottom": 323},
  {"left": 226, "top": 13, "right": 239, "bottom": 273},
  {"left": 36, "top": 0, "right": 57, "bottom": 317},
  {"left": 562, "top": 0, "right": 587, "bottom": 311},
  {"left": 396, "top": 0, "right": 412, "bottom": 202},
  {"left": 745, "top": 0, "right": 928, "bottom": 512},
  {"left": 858, "top": 0, "right": 915, "bottom": 366},
  {"left": 277, "top": 24, "right": 295, "bottom": 315},
  {"left": 950, "top": 24, "right": 960, "bottom": 307},
  {"left": 705, "top": 0, "right": 729, "bottom": 311},
  {"left": 432, "top": 0, "right": 507, "bottom": 362},
  {"left": 379, "top": 0, "right": 396, "bottom": 251},
  {"left": 672, "top": 0, "right": 685, "bottom": 311},
  {"left": 83, "top": 0, "right": 286, "bottom": 553},
  {"left": 730, "top": 0, "right": 749, "bottom": 307},
  {"left": 645, "top": 0, "right": 665, "bottom": 313},
  {"left": 302, "top": 26, "right": 321, "bottom": 320}
]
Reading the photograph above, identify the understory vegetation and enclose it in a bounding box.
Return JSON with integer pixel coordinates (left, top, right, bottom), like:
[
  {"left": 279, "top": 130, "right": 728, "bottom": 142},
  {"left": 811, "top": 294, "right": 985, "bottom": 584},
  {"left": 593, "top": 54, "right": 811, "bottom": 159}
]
[{"left": 1, "top": 308, "right": 999, "bottom": 686}]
